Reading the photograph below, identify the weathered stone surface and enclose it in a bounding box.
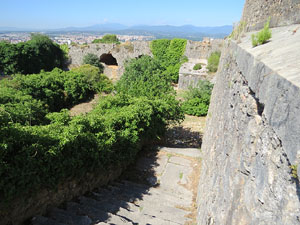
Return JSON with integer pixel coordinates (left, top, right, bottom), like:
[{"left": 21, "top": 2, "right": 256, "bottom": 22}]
[
  {"left": 241, "top": 0, "right": 300, "bottom": 31},
  {"left": 68, "top": 41, "right": 152, "bottom": 80},
  {"left": 197, "top": 25, "right": 300, "bottom": 225},
  {"left": 179, "top": 39, "right": 223, "bottom": 90},
  {"left": 178, "top": 58, "right": 208, "bottom": 90},
  {"left": 184, "top": 39, "right": 224, "bottom": 59}
]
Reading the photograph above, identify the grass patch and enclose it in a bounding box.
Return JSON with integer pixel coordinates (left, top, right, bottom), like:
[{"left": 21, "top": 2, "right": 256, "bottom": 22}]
[{"left": 251, "top": 19, "right": 272, "bottom": 47}]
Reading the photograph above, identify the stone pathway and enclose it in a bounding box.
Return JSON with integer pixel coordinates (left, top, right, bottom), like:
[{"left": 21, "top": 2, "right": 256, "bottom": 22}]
[{"left": 31, "top": 146, "right": 201, "bottom": 225}]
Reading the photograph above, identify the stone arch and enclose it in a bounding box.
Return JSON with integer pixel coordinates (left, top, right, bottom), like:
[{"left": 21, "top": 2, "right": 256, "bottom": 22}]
[{"left": 100, "top": 53, "right": 118, "bottom": 66}]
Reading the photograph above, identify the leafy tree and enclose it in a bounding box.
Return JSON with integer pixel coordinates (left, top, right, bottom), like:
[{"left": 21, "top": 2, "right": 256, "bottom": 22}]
[
  {"left": 0, "top": 34, "right": 65, "bottom": 75},
  {"left": 181, "top": 80, "right": 213, "bottom": 116},
  {"left": 82, "top": 53, "right": 104, "bottom": 72},
  {"left": 207, "top": 51, "right": 221, "bottom": 73},
  {"left": 60, "top": 43, "right": 70, "bottom": 63},
  {"left": 150, "top": 38, "right": 187, "bottom": 82}
]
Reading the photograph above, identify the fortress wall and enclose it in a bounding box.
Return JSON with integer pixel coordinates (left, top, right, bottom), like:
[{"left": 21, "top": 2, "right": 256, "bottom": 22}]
[{"left": 197, "top": 24, "right": 300, "bottom": 225}]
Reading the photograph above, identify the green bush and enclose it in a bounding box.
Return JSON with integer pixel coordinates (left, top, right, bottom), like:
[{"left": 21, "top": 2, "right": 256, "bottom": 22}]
[
  {"left": 2, "top": 68, "right": 94, "bottom": 112},
  {"left": 150, "top": 38, "right": 187, "bottom": 83},
  {"left": 92, "top": 34, "right": 120, "bottom": 44},
  {"left": 181, "top": 80, "right": 213, "bottom": 116},
  {"left": 251, "top": 20, "right": 272, "bottom": 47},
  {"left": 0, "top": 87, "right": 47, "bottom": 125},
  {"left": 82, "top": 53, "right": 104, "bottom": 72},
  {"left": 116, "top": 55, "right": 173, "bottom": 98},
  {"left": 0, "top": 33, "right": 65, "bottom": 75},
  {"left": 116, "top": 55, "right": 184, "bottom": 125},
  {"left": 0, "top": 46, "right": 184, "bottom": 205},
  {"left": 0, "top": 93, "right": 183, "bottom": 202},
  {"left": 193, "top": 63, "right": 202, "bottom": 70},
  {"left": 72, "top": 64, "right": 113, "bottom": 93},
  {"left": 60, "top": 43, "right": 69, "bottom": 62},
  {"left": 207, "top": 51, "right": 221, "bottom": 73}
]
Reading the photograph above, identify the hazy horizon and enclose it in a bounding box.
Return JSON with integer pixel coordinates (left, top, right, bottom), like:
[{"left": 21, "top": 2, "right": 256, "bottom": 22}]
[{"left": 1, "top": 0, "right": 245, "bottom": 29}]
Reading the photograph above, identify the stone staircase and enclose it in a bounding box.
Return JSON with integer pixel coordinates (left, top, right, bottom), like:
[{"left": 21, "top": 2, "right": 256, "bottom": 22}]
[{"left": 31, "top": 147, "right": 201, "bottom": 225}]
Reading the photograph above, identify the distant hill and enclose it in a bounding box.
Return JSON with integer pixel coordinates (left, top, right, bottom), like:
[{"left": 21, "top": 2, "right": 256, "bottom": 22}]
[{"left": 0, "top": 23, "right": 233, "bottom": 40}]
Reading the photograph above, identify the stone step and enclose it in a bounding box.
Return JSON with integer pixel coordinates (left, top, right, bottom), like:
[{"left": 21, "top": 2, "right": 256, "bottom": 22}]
[
  {"left": 158, "top": 147, "right": 201, "bottom": 158},
  {"left": 79, "top": 196, "right": 120, "bottom": 214},
  {"left": 47, "top": 207, "right": 92, "bottom": 225},
  {"left": 114, "top": 206, "right": 182, "bottom": 225},
  {"left": 119, "top": 179, "right": 192, "bottom": 201},
  {"left": 66, "top": 201, "right": 133, "bottom": 225},
  {"left": 108, "top": 181, "right": 191, "bottom": 207},
  {"left": 91, "top": 192, "right": 141, "bottom": 212},
  {"left": 31, "top": 216, "right": 67, "bottom": 225},
  {"left": 66, "top": 201, "right": 110, "bottom": 222}
]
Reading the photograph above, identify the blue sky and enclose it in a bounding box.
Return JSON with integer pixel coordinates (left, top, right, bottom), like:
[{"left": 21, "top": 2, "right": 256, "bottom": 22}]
[{"left": 0, "top": 0, "right": 245, "bottom": 28}]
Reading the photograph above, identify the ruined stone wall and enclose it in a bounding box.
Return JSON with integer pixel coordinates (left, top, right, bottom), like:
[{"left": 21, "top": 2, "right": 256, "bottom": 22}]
[
  {"left": 68, "top": 41, "right": 152, "bottom": 80},
  {"left": 178, "top": 39, "right": 223, "bottom": 90},
  {"left": 197, "top": 25, "right": 300, "bottom": 224},
  {"left": 184, "top": 39, "right": 223, "bottom": 59},
  {"left": 241, "top": 0, "right": 300, "bottom": 31}
]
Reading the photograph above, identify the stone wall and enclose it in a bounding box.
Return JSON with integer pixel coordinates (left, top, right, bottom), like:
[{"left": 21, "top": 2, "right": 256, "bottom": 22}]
[
  {"left": 197, "top": 24, "right": 300, "bottom": 225},
  {"left": 184, "top": 39, "right": 223, "bottom": 59},
  {"left": 68, "top": 41, "right": 152, "bottom": 80},
  {"left": 241, "top": 0, "right": 300, "bottom": 31},
  {"left": 178, "top": 59, "right": 209, "bottom": 90},
  {"left": 178, "top": 39, "right": 223, "bottom": 90}
]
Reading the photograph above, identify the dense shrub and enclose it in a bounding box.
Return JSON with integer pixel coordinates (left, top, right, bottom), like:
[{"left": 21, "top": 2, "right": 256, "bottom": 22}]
[
  {"left": 82, "top": 53, "right": 104, "bottom": 72},
  {"left": 0, "top": 34, "right": 65, "bottom": 75},
  {"left": 150, "top": 38, "right": 187, "bottom": 83},
  {"left": 0, "top": 87, "right": 47, "bottom": 125},
  {"left": 0, "top": 93, "right": 183, "bottom": 202},
  {"left": 116, "top": 55, "right": 184, "bottom": 126},
  {"left": 92, "top": 34, "right": 120, "bottom": 44},
  {"left": 252, "top": 20, "right": 272, "bottom": 47},
  {"left": 0, "top": 48, "right": 183, "bottom": 205},
  {"left": 207, "top": 51, "right": 221, "bottom": 73},
  {"left": 1, "top": 68, "right": 94, "bottom": 112},
  {"left": 116, "top": 55, "right": 173, "bottom": 98},
  {"left": 193, "top": 63, "right": 202, "bottom": 70},
  {"left": 181, "top": 80, "right": 213, "bottom": 116},
  {"left": 72, "top": 64, "right": 113, "bottom": 93}
]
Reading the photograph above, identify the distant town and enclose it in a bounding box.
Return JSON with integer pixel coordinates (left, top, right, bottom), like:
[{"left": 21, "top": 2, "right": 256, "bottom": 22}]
[{"left": 0, "top": 32, "right": 155, "bottom": 45}]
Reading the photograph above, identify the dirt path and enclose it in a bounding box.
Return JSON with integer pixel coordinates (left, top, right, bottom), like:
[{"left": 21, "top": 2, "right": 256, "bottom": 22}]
[{"left": 69, "top": 94, "right": 100, "bottom": 116}]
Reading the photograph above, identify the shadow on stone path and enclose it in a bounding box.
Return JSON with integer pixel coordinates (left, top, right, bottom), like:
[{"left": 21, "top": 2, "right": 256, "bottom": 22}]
[
  {"left": 30, "top": 114, "right": 204, "bottom": 225},
  {"left": 30, "top": 145, "right": 201, "bottom": 225}
]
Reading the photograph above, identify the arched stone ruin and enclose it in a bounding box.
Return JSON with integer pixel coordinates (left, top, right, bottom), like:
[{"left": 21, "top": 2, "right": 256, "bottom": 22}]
[{"left": 100, "top": 53, "right": 118, "bottom": 66}]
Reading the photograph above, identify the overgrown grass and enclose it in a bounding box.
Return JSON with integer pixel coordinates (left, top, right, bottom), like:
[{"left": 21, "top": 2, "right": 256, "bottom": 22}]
[
  {"left": 193, "top": 63, "right": 202, "bottom": 70},
  {"left": 251, "top": 20, "right": 272, "bottom": 47},
  {"left": 207, "top": 51, "right": 221, "bottom": 73}
]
